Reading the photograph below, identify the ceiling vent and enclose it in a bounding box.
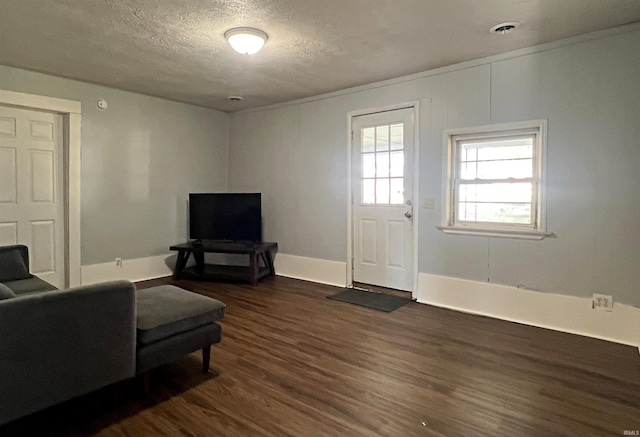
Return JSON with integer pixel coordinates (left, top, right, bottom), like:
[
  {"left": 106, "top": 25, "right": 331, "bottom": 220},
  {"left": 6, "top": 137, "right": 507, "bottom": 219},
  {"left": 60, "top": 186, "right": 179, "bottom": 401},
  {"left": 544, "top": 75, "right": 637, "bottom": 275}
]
[{"left": 490, "top": 22, "right": 520, "bottom": 35}]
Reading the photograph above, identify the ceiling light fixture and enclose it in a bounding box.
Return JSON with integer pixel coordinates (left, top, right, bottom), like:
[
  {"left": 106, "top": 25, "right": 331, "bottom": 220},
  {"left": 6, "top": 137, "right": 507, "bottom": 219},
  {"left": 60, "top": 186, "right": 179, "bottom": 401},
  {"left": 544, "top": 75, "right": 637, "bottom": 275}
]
[
  {"left": 490, "top": 22, "right": 520, "bottom": 35},
  {"left": 224, "top": 27, "right": 268, "bottom": 55}
]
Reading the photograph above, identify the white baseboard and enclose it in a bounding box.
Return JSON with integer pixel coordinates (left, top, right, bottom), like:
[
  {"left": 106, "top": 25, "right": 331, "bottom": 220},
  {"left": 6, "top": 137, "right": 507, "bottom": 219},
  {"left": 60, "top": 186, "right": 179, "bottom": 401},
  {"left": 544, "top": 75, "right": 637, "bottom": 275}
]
[
  {"left": 418, "top": 273, "right": 640, "bottom": 347},
  {"left": 81, "top": 252, "right": 348, "bottom": 288},
  {"left": 80, "top": 254, "right": 638, "bottom": 348},
  {"left": 274, "top": 253, "right": 347, "bottom": 287},
  {"left": 81, "top": 254, "right": 173, "bottom": 286}
]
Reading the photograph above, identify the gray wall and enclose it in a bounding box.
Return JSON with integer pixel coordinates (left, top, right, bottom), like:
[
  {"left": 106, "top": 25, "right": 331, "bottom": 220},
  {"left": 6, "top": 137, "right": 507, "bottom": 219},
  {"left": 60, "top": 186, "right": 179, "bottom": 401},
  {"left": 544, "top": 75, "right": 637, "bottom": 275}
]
[
  {"left": 228, "top": 28, "right": 640, "bottom": 307},
  {"left": 0, "top": 65, "right": 229, "bottom": 265}
]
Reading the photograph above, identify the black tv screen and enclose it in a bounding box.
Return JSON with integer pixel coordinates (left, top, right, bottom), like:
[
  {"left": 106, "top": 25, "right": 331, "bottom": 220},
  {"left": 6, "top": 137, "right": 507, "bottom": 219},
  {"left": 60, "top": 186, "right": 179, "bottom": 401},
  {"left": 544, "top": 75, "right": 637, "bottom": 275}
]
[{"left": 189, "top": 193, "right": 262, "bottom": 242}]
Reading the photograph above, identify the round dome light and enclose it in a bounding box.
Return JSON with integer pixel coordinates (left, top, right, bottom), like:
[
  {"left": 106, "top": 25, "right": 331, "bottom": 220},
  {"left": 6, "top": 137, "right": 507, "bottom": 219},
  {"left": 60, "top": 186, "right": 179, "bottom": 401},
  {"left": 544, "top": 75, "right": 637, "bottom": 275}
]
[{"left": 224, "top": 27, "right": 268, "bottom": 55}]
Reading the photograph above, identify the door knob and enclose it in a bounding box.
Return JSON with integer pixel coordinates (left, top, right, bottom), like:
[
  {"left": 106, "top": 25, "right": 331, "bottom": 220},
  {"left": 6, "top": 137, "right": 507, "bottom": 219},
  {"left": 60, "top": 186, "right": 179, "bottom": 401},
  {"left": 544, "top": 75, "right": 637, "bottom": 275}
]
[{"left": 404, "top": 210, "right": 413, "bottom": 219}]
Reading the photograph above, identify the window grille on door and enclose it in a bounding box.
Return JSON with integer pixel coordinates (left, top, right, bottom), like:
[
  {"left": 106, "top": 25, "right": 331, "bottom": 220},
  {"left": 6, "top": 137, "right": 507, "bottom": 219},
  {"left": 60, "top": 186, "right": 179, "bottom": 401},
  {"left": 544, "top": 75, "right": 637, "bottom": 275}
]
[{"left": 361, "top": 123, "right": 404, "bottom": 205}]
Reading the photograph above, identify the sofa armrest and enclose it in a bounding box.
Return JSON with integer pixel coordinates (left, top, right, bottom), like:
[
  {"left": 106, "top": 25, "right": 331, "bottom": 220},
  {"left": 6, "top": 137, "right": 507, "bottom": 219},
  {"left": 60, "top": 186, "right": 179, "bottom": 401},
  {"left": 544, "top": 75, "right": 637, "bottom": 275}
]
[
  {"left": 0, "top": 280, "right": 136, "bottom": 426},
  {"left": 0, "top": 244, "right": 30, "bottom": 268}
]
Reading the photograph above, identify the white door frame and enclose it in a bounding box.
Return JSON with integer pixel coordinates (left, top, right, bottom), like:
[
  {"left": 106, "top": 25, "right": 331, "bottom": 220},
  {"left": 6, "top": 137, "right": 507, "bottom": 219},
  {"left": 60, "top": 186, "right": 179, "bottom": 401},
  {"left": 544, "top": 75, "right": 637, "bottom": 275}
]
[
  {"left": 346, "top": 101, "right": 420, "bottom": 297},
  {"left": 0, "top": 89, "right": 81, "bottom": 287}
]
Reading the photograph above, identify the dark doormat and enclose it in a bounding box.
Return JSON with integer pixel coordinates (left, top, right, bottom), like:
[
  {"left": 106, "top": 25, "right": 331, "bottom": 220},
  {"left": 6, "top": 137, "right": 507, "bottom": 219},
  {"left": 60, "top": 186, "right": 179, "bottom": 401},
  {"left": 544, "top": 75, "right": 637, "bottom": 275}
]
[{"left": 327, "top": 288, "right": 411, "bottom": 312}]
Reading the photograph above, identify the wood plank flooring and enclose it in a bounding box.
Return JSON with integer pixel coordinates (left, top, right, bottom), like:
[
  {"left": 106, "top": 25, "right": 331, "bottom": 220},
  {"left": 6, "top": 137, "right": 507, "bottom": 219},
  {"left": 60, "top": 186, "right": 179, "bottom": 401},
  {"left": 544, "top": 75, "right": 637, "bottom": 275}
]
[{"left": 1, "top": 275, "right": 639, "bottom": 436}]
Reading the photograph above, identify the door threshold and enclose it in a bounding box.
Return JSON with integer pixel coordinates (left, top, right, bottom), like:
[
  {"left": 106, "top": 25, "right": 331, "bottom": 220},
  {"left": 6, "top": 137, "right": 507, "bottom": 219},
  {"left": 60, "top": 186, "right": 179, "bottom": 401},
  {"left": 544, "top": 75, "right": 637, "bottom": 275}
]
[{"left": 352, "top": 282, "right": 413, "bottom": 299}]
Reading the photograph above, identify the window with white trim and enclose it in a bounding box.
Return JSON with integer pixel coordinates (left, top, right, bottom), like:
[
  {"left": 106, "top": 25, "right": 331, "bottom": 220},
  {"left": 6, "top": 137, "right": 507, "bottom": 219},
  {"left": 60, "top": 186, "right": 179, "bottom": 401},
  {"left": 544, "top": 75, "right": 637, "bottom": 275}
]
[{"left": 442, "top": 120, "right": 548, "bottom": 238}]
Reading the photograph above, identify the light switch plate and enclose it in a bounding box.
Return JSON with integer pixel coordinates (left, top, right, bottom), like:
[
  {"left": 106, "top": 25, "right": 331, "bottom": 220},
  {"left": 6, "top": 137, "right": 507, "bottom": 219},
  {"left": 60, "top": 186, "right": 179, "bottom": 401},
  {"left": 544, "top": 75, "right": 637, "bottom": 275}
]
[{"left": 423, "top": 197, "right": 435, "bottom": 209}]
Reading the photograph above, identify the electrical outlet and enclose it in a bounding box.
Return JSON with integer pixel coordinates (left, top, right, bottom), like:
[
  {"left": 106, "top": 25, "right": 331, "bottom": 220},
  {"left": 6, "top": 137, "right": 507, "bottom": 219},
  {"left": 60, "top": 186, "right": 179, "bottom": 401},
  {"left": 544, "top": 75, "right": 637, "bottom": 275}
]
[
  {"left": 115, "top": 258, "right": 122, "bottom": 268},
  {"left": 592, "top": 293, "right": 613, "bottom": 311}
]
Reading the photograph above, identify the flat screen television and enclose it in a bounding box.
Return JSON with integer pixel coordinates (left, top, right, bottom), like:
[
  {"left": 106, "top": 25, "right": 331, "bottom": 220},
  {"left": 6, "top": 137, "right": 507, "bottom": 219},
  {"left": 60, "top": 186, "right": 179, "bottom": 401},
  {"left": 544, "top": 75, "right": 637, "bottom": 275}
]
[{"left": 189, "top": 193, "right": 262, "bottom": 242}]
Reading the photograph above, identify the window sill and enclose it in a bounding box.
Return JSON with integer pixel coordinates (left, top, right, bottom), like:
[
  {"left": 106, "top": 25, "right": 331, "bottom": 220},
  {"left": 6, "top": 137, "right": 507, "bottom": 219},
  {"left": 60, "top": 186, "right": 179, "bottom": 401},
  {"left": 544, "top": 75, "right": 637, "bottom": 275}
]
[{"left": 437, "top": 226, "right": 554, "bottom": 240}]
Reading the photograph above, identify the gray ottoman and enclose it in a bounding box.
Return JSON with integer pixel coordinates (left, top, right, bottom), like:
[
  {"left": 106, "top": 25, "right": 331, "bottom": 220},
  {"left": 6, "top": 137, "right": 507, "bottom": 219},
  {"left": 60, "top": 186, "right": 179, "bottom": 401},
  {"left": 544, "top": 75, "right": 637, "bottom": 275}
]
[{"left": 135, "top": 285, "right": 225, "bottom": 376}]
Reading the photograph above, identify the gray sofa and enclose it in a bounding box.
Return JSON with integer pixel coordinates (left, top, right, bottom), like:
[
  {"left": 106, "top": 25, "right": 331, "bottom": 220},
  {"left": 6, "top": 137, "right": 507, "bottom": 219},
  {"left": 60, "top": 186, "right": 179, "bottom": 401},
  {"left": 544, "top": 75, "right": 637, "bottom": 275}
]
[
  {"left": 0, "top": 277, "right": 136, "bottom": 426},
  {"left": 0, "top": 244, "right": 224, "bottom": 427},
  {"left": 0, "top": 244, "right": 58, "bottom": 295}
]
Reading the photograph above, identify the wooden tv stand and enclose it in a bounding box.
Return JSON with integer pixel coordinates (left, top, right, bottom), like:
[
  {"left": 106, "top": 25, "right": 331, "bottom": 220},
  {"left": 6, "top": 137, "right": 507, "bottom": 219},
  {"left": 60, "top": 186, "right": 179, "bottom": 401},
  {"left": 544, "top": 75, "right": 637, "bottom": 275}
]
[{"left": 169, "top": 241, "right": 278, "bottom": 286}]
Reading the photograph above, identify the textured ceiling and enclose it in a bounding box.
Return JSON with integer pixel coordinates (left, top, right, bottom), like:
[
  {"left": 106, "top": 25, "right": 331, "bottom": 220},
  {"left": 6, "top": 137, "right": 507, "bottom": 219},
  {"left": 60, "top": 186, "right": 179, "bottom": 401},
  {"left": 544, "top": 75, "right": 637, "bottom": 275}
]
[{"left": 1, "top": 0, "right": 640, "bottom": 112}]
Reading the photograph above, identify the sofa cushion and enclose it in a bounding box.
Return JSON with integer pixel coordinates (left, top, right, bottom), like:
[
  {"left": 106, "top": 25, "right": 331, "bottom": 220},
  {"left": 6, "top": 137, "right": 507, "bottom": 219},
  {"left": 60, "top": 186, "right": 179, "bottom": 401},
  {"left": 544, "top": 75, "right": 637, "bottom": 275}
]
[
  {"left": 0, "top": 249, "right": 32, "bottom": 282},
  {"left": 136, "top": 285, "right": 225, "bottom": 346},
  {"left": 0, "top": 283, "right": 15, "bottom": 300},
  {"left": 3, "top": 277, "right": 58, "bottom": 296}
]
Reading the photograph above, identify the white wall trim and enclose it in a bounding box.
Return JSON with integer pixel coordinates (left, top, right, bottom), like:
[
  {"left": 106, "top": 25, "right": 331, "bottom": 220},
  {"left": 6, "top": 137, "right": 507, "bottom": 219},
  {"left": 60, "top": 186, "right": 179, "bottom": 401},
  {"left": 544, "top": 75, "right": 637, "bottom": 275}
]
[
  {"left": 418, "top": 273, "right": 640, "bottom": 347},
  {"left": 81, "top": 254, "right": 173, "bottom": 286},
  {"left": 82, "top": 252, "right": 347, "bottom": 288},
  {"left": 79, "top": 252, "right": 640, "bottom": 348},
  {"left": 0, "top": 89, "right": 82, "bottom": 287},
  {"left": 275, "top": 253, "right": 347, "bottom": 287},
  {"left": 234, "top": 23, "right": 640, "bottom": 115},
  {"left": 441, "top": 119, "right": 549, "bottom": 238},
  {"left": 0, "top": 89, "right": 81, "bottom": 114}
]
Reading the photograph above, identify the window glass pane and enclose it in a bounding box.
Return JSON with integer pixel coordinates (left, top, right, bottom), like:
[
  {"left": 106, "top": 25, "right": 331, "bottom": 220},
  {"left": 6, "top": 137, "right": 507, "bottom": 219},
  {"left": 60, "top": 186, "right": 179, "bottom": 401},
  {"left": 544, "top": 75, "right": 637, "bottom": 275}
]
[
  {"left": 476, "top": 159, "right": 532, "bottom": 179},
  {"left": 376, "top": 125, "right": 389, "bottom": 151},
  {"left": 390, "top": 124, "right": 403, "bottom": 150},
  {"left": 390, "top": 151, "right": 403, "bottom": 177},
  {"left": 458, "top": 202, "right": 532, "bottom": 224},
  {"left": 362, "top": 154, "right": 375, "bottom": 178},
  {"left": 458, "top": 202, "right": 468, "bottom": 221},
  {"left": 461, "top": 138, "right": 533, "bottom": 161},
  {"left": 362, "top": 179, "right": 375, "bottom": 204},
  {"left": 478, "top": 144, "right": 532, "bottom": 161},
  {"left": 390, "top": 178, "right": 404, "bottom": 204},
  {"left": 376, "top": 179, "right": 389, "bottom": 204},
  {"left": 462, "top": 147, "right": 476, "bottom": 162},
  {"left": 460, "top": 162, "right": 477, "bottom": 179},
  {"left": 362, "top": 128, "right": 374, "bottom": 153},
  {"left": 376, "top": 152, "right": 389, "bottom": 177},
  {"left": 458, "top": 183, "right": 532, "bottom": 203}
]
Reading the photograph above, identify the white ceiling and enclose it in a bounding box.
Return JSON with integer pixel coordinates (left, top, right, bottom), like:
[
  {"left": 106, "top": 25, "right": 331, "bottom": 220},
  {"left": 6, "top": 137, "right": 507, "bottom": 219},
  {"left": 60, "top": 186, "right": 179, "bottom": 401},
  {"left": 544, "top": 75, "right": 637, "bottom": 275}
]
[{"left": 1, "top": 0, "right": 640, "bottom": 112}]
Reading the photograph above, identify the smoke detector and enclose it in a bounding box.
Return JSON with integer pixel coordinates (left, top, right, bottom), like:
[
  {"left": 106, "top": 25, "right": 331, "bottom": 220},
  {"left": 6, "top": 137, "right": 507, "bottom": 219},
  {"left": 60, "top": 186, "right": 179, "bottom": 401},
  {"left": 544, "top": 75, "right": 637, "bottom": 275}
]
[
  {"left": 490, "top": 22, "right": 520, "bottom": 35},
  {"left": 228, "top": 96, "right": 243, "bottom": 102}
]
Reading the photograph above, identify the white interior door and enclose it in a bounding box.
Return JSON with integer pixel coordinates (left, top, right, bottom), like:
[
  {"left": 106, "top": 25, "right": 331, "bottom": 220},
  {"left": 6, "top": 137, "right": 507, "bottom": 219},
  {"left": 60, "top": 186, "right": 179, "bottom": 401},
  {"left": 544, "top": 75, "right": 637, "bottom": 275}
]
[
  {"left": 0, "top": 105, "right": 66, "bottom": 288},
  {"left": 352, "top": 108, "right": 414, "bottom": 291}
]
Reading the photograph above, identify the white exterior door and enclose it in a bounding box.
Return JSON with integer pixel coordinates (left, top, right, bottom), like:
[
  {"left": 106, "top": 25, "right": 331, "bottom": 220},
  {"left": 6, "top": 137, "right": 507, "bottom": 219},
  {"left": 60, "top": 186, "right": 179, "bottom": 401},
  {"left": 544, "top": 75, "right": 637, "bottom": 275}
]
[
  {"left": 352, "top": 108, "right": 415, "bottom": 291},
  {"left": 0, "top": 105, "right": 66, "bottom": 288}
]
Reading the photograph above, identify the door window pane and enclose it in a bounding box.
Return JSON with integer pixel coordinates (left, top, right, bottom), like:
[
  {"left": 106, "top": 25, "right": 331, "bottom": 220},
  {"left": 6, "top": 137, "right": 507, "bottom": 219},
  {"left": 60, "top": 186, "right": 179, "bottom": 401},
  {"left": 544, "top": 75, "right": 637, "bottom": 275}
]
[
  {"left": 376, "top": 126, "right": 389, "bottom": 151},
  {"left": 390, "top": 178, "right": 404, "bottom": 204},
  {"left": 362, "top": 128, "right": 375, "bottom": 153},
  {"left": 390, "top": 124, "right": 403, "bottom": 150},
  {"left": 362, "top": 154, "right": 375, "bottom": 178},
  {"left": 360, "top": 122, "right": 407, "bottom": 206},
  {"left": 362, "top": 179, "right": 375, "bottom": 204},
  {"left": 376, "top": 179, "right": 389, "bottom": 204},
  {"left": 376, "top": 152, "right": 389, "bottom": 178},
  {"left": 390, "top": 151, "right": 403, "bottom": 177}
]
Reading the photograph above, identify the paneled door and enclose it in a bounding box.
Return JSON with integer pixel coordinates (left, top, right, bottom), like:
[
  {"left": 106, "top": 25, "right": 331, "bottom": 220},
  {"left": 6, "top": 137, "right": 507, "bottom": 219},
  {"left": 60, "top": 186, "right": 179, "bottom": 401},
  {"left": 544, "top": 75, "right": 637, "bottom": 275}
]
[
  {"left": 352, "top": 108, "right": 414, "bottom": 291},
  {"left": 0, "top": 105, "right": 65, "bottom": 288}
]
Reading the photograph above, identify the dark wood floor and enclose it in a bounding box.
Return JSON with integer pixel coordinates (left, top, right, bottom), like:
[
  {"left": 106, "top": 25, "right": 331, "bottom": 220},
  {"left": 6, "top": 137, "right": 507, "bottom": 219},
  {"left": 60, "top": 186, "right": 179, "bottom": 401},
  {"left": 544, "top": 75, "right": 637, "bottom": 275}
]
[{"left": 2, "top": 276, "right": 639, "bottom": 436}]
